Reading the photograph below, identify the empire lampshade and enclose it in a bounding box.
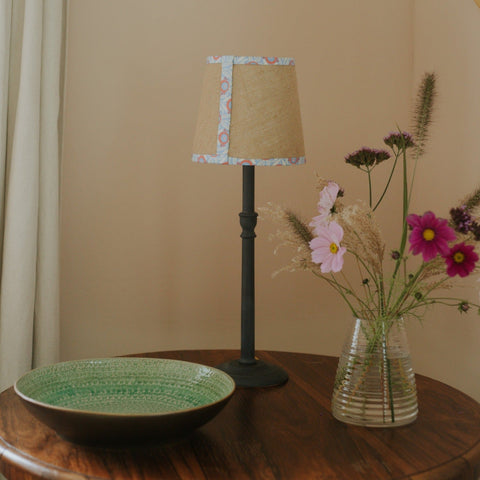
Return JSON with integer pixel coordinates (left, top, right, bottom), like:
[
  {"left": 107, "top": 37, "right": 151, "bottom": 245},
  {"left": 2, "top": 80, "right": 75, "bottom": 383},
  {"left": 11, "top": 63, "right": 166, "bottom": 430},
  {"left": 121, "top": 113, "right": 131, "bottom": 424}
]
[{"left": 192, "top": 56, "right": 305, "bottom": 166}]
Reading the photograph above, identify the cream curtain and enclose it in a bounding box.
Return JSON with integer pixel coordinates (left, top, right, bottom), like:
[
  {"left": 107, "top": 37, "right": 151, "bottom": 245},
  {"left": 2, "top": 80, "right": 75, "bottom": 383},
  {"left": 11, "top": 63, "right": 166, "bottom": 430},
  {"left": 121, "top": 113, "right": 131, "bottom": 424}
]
[{"left": 0, "top": 0, "right": 65, "bottom": 391}]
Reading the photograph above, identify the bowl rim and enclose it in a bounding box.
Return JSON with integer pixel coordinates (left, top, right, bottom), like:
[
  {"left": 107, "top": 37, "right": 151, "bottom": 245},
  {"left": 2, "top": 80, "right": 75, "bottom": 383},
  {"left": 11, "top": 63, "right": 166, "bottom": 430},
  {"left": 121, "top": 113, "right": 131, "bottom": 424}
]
[{"left": 14, "top": 357, "right": 236, "bottom": 418}]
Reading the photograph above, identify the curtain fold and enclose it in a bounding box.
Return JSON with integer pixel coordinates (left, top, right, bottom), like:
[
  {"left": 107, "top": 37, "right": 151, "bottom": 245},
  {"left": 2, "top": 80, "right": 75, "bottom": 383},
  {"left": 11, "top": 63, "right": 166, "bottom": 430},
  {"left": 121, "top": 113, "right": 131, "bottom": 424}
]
[{"left": 0, "top": 0, "right": 64, "bottom": 391}]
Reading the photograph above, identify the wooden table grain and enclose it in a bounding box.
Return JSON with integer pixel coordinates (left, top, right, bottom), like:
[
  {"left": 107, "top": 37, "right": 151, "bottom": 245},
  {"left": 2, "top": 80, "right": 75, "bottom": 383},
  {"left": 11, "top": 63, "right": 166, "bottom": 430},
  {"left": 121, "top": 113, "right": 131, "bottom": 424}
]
[{"left": 0, "top": 350, "right": 479, "bottom": 480}]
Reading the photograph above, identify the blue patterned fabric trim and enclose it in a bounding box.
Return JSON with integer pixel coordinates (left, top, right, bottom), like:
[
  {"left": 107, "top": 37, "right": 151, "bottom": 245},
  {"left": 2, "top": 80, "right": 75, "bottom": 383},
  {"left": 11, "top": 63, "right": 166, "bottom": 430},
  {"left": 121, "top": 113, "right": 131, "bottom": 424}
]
[
  {"left": 192, "top": 154, "right": 306, "bottom": 166},
  {"left": 207, "top": 56, "right": 295, "bottom": 66},
  {"left": 215, "top": 56, "right": 233, "bottom": 165}
]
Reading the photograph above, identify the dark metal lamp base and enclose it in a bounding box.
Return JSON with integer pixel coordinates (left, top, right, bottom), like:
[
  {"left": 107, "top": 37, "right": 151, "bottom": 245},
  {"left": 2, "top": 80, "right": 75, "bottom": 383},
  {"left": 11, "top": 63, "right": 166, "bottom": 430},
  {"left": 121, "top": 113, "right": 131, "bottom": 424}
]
[{"left": 216, "top": 359, "right": 289, "bottom": 388}]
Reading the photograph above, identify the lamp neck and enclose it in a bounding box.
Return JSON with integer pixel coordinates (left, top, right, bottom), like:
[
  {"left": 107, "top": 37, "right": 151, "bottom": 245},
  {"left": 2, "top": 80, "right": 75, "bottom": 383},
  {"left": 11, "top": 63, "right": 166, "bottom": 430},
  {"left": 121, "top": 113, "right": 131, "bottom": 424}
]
[{"left": 240, "top": 166, "right": 257, "bottom": 364}]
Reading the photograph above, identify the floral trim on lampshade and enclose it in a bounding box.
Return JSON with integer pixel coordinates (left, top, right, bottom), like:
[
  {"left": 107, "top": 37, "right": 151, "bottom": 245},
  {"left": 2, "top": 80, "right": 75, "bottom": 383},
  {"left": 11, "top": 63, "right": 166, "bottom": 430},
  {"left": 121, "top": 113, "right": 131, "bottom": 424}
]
[{"left": 192, "top": 55, "right": 306, "bottom": 167}]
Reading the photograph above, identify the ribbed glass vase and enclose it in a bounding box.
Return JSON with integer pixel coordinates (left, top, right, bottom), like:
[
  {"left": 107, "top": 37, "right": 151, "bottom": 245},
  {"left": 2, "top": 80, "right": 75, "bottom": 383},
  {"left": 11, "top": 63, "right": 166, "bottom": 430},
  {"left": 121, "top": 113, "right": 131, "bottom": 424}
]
[{"left": 331, "top": 317, "right": 418, "bottom": 427}]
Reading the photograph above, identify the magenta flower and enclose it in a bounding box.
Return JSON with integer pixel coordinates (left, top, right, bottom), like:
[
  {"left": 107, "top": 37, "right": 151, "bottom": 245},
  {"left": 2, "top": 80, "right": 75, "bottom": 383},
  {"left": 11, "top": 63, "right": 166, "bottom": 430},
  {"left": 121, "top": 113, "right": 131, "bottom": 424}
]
[
  {"left": 309, "top": 182, "right": 340, "bottom": 234},
  {"left": 309, "top": 221, "right": 347, "bottom": 273},
  {"left": 444, "top": 243, "right": 479, "bottom": 278},
  {"left": 406, "top": 211, "right": 456, "bottom": 262}
]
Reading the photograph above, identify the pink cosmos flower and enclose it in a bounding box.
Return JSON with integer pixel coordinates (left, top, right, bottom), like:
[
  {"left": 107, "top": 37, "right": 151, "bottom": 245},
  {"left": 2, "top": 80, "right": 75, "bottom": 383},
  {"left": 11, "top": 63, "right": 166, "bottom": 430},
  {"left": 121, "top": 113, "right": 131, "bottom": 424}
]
[
  {"left": 444, "top": 242, "right": 479, "bottom": 278},
  {"left": 309, "top": 221, "right": 347, "bottom": 273},
  {"left": 406, "top": 211, "right": 456, "bottom": 262},
  {"left": 309, "top": 182, "right": 340, "bottom": 234}
]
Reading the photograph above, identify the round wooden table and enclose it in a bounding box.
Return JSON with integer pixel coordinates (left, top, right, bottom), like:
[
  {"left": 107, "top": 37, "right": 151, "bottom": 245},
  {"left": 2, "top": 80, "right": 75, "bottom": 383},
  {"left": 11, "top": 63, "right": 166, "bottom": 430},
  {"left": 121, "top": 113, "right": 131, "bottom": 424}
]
[{"left": 0, "top": 350, "right": 479, "bottom": 480}]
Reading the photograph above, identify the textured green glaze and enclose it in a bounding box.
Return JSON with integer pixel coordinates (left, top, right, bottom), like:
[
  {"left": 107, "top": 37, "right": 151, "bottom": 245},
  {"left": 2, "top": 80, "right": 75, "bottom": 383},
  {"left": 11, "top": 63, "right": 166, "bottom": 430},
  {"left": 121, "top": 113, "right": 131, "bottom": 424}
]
[{"left": 15, "top": 358, "right": 235, "bottom": 415}]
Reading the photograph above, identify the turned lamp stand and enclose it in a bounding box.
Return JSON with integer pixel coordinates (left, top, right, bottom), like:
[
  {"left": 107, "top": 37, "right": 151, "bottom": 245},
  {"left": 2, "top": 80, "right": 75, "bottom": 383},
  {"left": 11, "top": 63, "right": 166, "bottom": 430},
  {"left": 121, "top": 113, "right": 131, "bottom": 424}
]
[{"left": 216, "top": 166, "right": 289, "bottom": 387}]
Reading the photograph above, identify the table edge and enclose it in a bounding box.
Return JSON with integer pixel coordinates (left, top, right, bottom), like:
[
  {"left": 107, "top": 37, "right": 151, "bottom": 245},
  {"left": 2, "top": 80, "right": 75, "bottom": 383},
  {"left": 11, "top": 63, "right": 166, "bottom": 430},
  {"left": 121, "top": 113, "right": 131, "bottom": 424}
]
[
  {"left": 0, "top": 431, "right": 105, "bottom": 480},
  {"left": 1, "top": 350, "right": 480, "bottom": 480}
]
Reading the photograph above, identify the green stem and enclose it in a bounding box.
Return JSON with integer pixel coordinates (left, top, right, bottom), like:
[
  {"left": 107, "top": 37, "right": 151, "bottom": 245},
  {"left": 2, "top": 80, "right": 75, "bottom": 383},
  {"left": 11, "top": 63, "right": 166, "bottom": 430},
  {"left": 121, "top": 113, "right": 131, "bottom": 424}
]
[
  {"left": 380, "top": 320, "right": 395, "bottom": 423},
  {"left": 348, "top": 234, "right": 381, "bottom": 285},
  {"left": 389, "top": 264, "right": 427, "bottom": 318},
  {"left": 387, "top": 356, "right": 395, "bottom": 422},
  {"left": 387, "top": 146, "right": 410, "bottom": 308},
  {"left": 395, "top": 263, "right": 450, "bottom": 316},
  {"left": 421, "top": 296, "right": 480, "bottom": 306},
  {"left": 330, "top": 272, "right": 378, "bottom": 316},
  {"left": 311, "top": 271, "right": 359, "bottom": 317},
  {"left": 400, "top": 146, "right": 409, "bottom": 240},
  {"left": 373, "top": 150, "right": 400, "bottom": 212},
  {"left": 379, "top": 275, "right": 386, "bottom": 315},
  {"left": 355, "top": 257, "right": 379, "bottom": 312},
  {"left": 348, "top": 250, "right": 382, "bottom": 314},
  {"left": 396, "top": 298, "right": 480, "bottom": 318},
  {"left": 330, "top": 274, "right": 360, "bottom": 317},
  {"left": 407, "top": 149, "right": 420, "bottom": 208},
  {"left": 367, "top": 167, "right": 373, "bottom": 209},
  {"left": 418, "top": 276, "right": 450, "bottom": 299}
]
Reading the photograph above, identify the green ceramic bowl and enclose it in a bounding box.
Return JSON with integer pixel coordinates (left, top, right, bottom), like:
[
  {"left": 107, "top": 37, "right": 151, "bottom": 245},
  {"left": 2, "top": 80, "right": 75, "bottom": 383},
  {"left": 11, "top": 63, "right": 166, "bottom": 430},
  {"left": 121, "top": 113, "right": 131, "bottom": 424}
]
[{"left": 14, "top": 357, "right": 235, "bottom": 445}]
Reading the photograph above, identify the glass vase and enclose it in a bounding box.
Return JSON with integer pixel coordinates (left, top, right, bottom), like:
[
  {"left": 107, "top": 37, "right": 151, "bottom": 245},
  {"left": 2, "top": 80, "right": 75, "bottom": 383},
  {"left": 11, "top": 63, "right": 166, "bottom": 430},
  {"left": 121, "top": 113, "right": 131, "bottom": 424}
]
[{"left": 331, "top": 316, "right": 418, "bottom": 427}]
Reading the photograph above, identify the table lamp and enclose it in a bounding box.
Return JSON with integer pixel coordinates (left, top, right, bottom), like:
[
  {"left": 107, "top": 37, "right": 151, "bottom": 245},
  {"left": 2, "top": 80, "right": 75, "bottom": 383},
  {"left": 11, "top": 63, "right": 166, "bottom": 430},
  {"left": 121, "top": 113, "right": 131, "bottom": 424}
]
[{"left": 192, "top": 55, "right": 305, "bottom": 387}]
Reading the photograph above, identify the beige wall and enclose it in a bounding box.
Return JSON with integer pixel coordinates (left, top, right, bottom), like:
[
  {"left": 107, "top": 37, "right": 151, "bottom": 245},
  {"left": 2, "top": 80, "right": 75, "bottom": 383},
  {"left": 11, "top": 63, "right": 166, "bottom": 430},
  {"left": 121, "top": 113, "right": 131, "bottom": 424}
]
[{"left": 61, "top": 0, "right": 480, "bottom": 400}]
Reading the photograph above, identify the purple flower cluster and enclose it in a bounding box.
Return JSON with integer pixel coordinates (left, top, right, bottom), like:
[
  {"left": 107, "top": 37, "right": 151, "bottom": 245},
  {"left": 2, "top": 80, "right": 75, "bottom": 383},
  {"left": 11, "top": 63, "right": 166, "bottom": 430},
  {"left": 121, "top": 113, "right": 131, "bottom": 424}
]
[
  {"left": 450, "top": 206, "right": 473, "bottom": 234},
  {"left": 345, "top": 147, "right": 391, "bottom": 169},
  {"left": 450, "top": 205, "right": 480, "bottom": 240},
  {"left": 383, "top": 131, "right": 415, "bottom": 150}
]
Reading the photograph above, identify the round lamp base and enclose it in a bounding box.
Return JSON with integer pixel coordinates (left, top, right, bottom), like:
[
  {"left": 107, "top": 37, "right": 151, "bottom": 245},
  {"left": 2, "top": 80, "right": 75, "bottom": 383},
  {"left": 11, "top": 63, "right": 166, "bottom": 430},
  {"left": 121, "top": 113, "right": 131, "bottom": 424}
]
[{"left": 216, "top": 359, "right": 288, "bottom": 388}]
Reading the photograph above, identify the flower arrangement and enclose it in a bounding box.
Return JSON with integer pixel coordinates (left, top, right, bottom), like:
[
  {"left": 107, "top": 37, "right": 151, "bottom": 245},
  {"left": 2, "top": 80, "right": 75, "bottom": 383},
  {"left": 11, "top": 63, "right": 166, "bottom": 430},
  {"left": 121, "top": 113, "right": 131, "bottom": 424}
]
[
  {"left": 263, "top": 73, "right": 480, "bottom": 426},
  {"left": 266, "top": 72, "right": 480, "bottom": 325}
]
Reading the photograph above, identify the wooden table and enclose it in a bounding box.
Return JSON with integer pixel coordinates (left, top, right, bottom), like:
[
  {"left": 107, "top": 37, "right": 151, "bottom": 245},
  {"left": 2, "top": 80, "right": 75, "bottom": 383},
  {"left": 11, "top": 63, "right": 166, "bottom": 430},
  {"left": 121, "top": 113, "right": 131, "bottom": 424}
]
[{"left": 0, "top": 350, "right": 479, "bottom": 480}]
